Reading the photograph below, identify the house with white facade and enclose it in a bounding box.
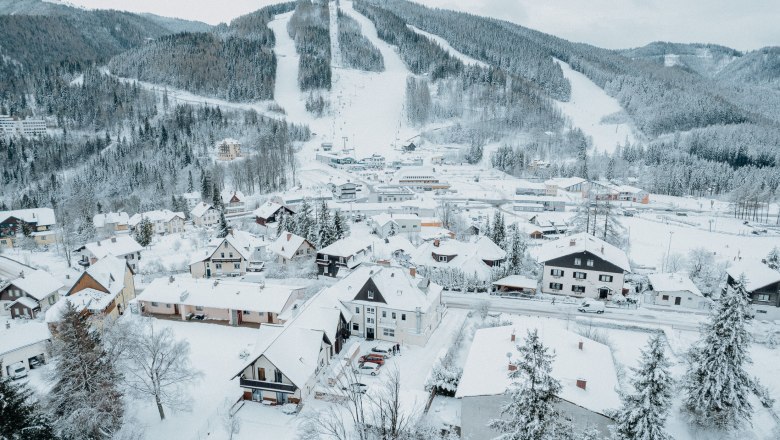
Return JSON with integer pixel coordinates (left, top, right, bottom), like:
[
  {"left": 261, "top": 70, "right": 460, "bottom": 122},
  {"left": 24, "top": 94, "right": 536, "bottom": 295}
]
[
  {"left": 456, "top": 322, "right": 620, "bottom": 439},
  {"left": 316, "top": 237, "right": 373, "bottom": 277},
  {"left": 92, "top": 212, "right": 130, "bottom": 236},
  {"left": 328, "top": 178, "right": 359, "bottom": 200},
  {"left": 333, "top": 265, "right": 443, "bottom": 346},
  {"left": 0, "top": 322, "right": 51, "bottom": 378},
  {"left": 136, "top": 276, "right": 303, "bottom": 326},
  {"left": 182, "top": 191, "right": 202, "bottom": 209},
  {"left": 411, "top": 236, "right": 506, "bottom": 289},
  {"left": 0, "top": 256, "right": 63, "bottom": 319},
  {"left": 75, "top": 235, "right": 143, "bottom": 271},
  {"left": 129, "top": 210, "right": 185, "bottom": 235},
  {"left": 267, "top": 231, "right": 315, "bottom": 263},
  {"left": 221, "top": 189, "right": 247, "bottom": 215},
  {"left": 189, "top": 233, "right": 266, "bottom": 278},
  {"left": 216, "top": 138, "right": 242, "bottom": 161},
  {"left": 646, "top": 272, "right": 711, "bottom": 310},
  {"left": 370, "top": 213, "right": 421, "bottom": 239},
  {"left": 191, "top": 202, "right": 219, "bottom": 227},
  {"left": 537, "top": 233, "right": 630, "bottom": 300},
  {"left": 254, "top": 201, "right": 294, "bottom": 226}
]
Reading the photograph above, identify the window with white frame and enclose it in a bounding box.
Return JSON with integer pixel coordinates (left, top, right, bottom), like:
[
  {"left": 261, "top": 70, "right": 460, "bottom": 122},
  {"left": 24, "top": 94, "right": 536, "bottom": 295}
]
[
  {"left": 550, "top": 269, "right": 564, "bottom": 277},
  {"left": 367, "top": 290, "right": 374, "bottom": 299},
  {"left": 366, "top": 307, "right": 375, "bottom": 314},
  {"left": 383, "top": 328, "right": 395, "bottom": 337},
  {"left": 574, "top": 258, "right": 582, "bottom": 265},
  {"left": 573, "top": 271, "right": 587, "bottom": 279},
  {"left": 367, "top": 317, "right": 375, "bottom": 324},
  {"left": 598, "top": 274, "right": 613, "bottom": 282},
  {"left": 586, "top": 259, "right": 594, "bottom": 267},
  {"left": 549, "top": 283, "right": 563, "bottom": 290},
  {"left": 571, "top": 285, "right": 586, "bottom": 293},
  {"left": 756, "top": 294, "right": 771, "bottom": 302}
]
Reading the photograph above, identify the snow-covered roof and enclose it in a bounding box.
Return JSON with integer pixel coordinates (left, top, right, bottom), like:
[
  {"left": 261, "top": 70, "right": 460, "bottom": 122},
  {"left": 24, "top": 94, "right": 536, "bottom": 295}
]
[
  {"left": 0, "top": 256, "right": 63, "bottom": 300},
  {"left": 544, "top": 177, "right": 586, "bottom": 190},
  {"left": 83, "top": 235, "right": 142, "bottom": 259},
  {"left": 243, "top": 325, "right": 326, "bottom": 389},
  {"left": 647, "top": 272, "right": 702, "bottom": 297},
  {"left": 190, "top": 202, "right": 214, "bottom": 218},
  {"left": 189, "top": 234, "right": 254, "bottom": 265},
  {"left": 129, "top": 210, "right": 185, "bottom": 226},
  {"left": 474, "top": 236, "right": 507, "bottom": 261},
  {"left": 516, "top": 180, "right": 547, "bottom": 190},
  {"left": 456, "top": 323, "right": 621, "bottom": 416},
  {"left": 66, "top": 288, "right": 117, "bottom": 314},
  {"left": 282, "top": 286, "right": 353, "bottom": 344},
  {"left": 334, "top": 265, "right": 442, "bottom": 312},
  {"left": 217, "top": 138, "right": 240, "bottom": 146},
  {"left": 82, "top": 255, "right": 130, "bottom": 296},
  {"left": 182, "top": 191, "right": 201, "bottom": 201},
  {"left": 537, "top": 233, "right": 630, "bottom": 272},
  {"left": 221, "top": 189, "right": 245, "bottom": 204},
  {"left": 411, "top": 237, "right": 505, "bottom": 281},
  {"left": 253, "top": 201, "right": 286, "bottom": 220},
  {"left": 0, "top": 322, "right": 50, "bottom": 356},
  {"left": 727, "top": 262, "right": 780, "bottom": 292},
  {"left": 0, "top": 208, "right": 56, "bottom": 226},
  {"left": 267, "top": 231, "right": 311, "bottom": 260},
  {"left": 9, "top": 295, "right": 40, "bottom": 309},
  {"left": 492, "top": 275, "right": 538, "bottom": 290},
  {"left": 92, "top": 212, "right": 129, "bottom": 228},
  {"left": 317, "top": 237, "right": 373, "bottom": 258},
  {"left": 137, "top": 277, "right": 302, "bottom": 315},
  {"left": 370, "top": 213, "right": 420, "bottom": 227}
]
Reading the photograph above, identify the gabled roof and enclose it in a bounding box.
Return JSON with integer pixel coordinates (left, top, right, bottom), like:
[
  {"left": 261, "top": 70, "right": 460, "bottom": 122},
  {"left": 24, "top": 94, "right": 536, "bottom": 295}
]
[
  {"left": 221, "top": 189, "right": 245, "bottom": 204},
  {"left": 79, "top": 255, "right": 130, "bottom": 296},
  {"left": 253, "top": 201, "right": 286, "bottom": 220},
  {"left": 411, "top": 237, "right": 502, "bottom": 281},
  {"left": 370, "top": 213, "right": 420, "bottom": 228},
  {"left": 129, "top": 210, "right": 185, "bottom": 226},
  {"left": 474, "top": 236, "right": 507, "bottom": 261},
  {"left": 267, "top": 231, "right": 312, "bottom": 260},
  {"left": 727, "top": 262, "right": 780, "bottom": 292},
  {"left": 9, "top": 296, "right": 40, "bottom": 309},
  {"left": 544, "top": 177, "right": 586, "bottom": 190},
  {"left": 536, "top": 233, "right": 630, "bottom": 272},
  {"left": 492, "top": 275, "right": 537, "bottom": 290},
  {"left": 190, "top": 202, "right": 214, "bottom": 218},
  {"left": 235, "top": 324, "right": 328, "bottom": 389},
  {"left": 83, "top": 235, "right": 143, "bottom": 259},
  {"left": 0, "top": 256, "right": 63, "bottom": 300},
  {"left": 93, "top": 212, "right": 129, "bottom": 228},
  {"left": 0, "top": 208, "right": 56, "bottom": 226},
  {"left": 189, "top": 234, "right": 253, "bottom": 265},
  {"left": 647, "top": 272, "right": 702, "bottom": 297},
  {"left": 456, "top": 323, "right": 621, "bottom": 416},
  {"left": 317, "top": 237, "right": 373, "bottom": 258},
  {"left": 334, "top": 265, "right": 442, "bottom": 312}
]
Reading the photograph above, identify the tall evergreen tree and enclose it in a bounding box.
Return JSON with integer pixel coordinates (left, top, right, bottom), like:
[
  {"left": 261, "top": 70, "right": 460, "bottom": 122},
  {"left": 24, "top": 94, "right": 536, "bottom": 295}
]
[
  {"left": 293, "top": 199, "right": 315, "bottom": 243},
  {"left": 187, "top": 170, "right": 194, "bottom": 193},
  {"left": 47, "top": 302, "right": 124, "bottom": 439},
  {"left": 217, "top": 210, "right": 229, "bottom": 238},
  {"left": 316, "top": 200, "right": 335, "bottom": 248},
  {"left": 0, "top": 366, "right": 57, "bottom": 440},
  {"left": 134, "top": 217, "right": 154, "bottom": 247},
  {"left": 613, "top": 334, "right": 674, "bottom": 440},
  {"left": 276, "top": 211, "right": 290, "bottom": 238},
  {"left": 682, "top": 275, "right": 753, "bottom": 431},
  {"left": 212, "top": 183, "right": 223, "bottom": 210},
  {"left": 332, "top": 209, "right": 348, "bottom": 240},
  {"left": 766, "top": 246, "right": 780, "bottom": 271},
  {"left": 488, "top": 329, "right": 562, "bottom": 440}
]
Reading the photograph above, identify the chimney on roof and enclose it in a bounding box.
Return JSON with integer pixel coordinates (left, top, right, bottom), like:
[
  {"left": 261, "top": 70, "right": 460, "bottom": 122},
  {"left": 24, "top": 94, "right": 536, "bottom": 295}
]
[
  {"left": 506, "top": 352, "right": 515, "bottom": 371},
  {"left": 600, "top": 245, "right": 604, "bottom": 254},
  {"left": 511, "top": 330, "right": 516, "bottom": 342},
  {"left": 569, "top": 239, "right": 576, "bottom": 246},
  {"left": 576, "top": 378, "right": 587, "bottom": 390},
  {"left": 111, "top": 237, "right": 117, "bottom": 243},
  {"left": 287, "top": 233, "right": 292, "bottom": 241},
  {"left": 578, "top": 340, "right": 584, "bottom": 350},
  {"left": 409, "top": 267, "right": 416, "bottom": 278},
  {"left": 434, "top": 239, "right": 440, "bottom": 247}
]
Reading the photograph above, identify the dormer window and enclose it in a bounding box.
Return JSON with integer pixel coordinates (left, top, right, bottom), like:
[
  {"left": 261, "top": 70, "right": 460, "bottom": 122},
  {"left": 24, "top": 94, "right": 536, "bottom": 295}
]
[{"left": 438, "top": 255, "right": 448, "bottom": 262}]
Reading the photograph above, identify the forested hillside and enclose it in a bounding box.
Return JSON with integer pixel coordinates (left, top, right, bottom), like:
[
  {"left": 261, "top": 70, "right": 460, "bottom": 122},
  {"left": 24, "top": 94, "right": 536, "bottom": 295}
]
[
  {"left": 108, "top": 3, "right": 294, "bottom": 102},
  {"left": 337, "top": 10, "right": 384, "bottom": 72},
  {"left": 287, "top": 0, "right": 332, "bottom": 91}
]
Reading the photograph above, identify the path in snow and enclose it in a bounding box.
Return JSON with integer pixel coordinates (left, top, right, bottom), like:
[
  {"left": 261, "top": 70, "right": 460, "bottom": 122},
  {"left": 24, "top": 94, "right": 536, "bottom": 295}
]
[
  {"left": 407, "top": 25, "right": 488, "bottom": 68},
  {"left": 329, "top": 0, "right": 342, "bottom": 68},
  {"left": 267, "top": 12, "right": 311, "bottom": 125},
  {"left": 553, "top": 59, "right": 638, "bottom": 155}
]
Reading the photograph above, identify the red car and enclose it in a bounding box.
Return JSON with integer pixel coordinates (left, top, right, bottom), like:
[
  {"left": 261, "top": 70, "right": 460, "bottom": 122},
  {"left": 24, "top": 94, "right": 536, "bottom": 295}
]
[{"left": 359, "top": 353, "right": 385, "bottom": 366}]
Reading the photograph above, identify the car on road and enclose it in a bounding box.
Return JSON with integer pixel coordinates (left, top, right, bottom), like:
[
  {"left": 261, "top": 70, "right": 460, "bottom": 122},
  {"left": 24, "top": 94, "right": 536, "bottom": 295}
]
[
  {"left": 578, "top": 300, "right": 605, "bottom": 314},
  {"left": 359, "top": 353, "right": 386, "bottom": 366},
  {"left": 356, "top": 362, "right": 381, "bottom": 376}
]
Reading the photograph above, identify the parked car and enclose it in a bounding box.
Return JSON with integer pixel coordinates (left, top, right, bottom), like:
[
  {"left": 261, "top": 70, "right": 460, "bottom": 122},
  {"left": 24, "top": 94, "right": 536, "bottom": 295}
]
[
  {"left": 359, "top": 354, "right": 386, "bottom": 366},
  {"left": 356, "top": 362, "right": 381, "bottom": 376},
  {"left": 8, "top": 362, "right": 28, "bottom": 380},
  {"left": 371, "top": 346, "right": 391, "bottom": 356},
  {"left": 500, "top": 291, "right": 535, "bottom": 299},
  {"left": 28, "top": 356, "right": 43, "bottom": 369},
  {"left": 578, "top": 300, "right": 605, "bottom": 314}
]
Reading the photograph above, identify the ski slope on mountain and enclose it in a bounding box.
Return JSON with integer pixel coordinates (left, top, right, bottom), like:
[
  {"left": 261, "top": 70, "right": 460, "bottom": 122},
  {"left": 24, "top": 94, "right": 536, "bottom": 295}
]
[
  {"left": 553, "top": 59, "right": 638, "bottom": 154},
  {"left": 407, "top": 25, "right": 488, "bottom": 68}
]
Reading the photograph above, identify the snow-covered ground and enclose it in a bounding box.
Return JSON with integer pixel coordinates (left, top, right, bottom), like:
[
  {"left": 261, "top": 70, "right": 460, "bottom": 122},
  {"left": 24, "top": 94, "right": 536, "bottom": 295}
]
[{"left": 553, "top": 59, "right": 638, "bottom": 154}]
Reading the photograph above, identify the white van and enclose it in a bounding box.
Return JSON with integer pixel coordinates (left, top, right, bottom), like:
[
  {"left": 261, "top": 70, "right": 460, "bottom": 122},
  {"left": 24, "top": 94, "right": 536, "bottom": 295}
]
[
  {"left": 8, "top": 361, "right": 28, "bottom": 380},
  {"left": 578, "top": 300, "right": 605, "bottom": 314}
]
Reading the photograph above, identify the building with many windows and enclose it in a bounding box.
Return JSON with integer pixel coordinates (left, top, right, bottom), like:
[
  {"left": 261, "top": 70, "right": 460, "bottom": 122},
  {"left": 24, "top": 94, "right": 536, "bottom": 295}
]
[{"left": 538, "top": 233, "right": 630, "bottom": 300}]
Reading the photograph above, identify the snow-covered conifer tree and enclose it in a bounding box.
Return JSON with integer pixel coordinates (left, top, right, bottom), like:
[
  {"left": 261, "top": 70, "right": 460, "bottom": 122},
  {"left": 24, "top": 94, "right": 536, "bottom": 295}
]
[
  {"left": 217, "top": 210, "right": 229, "bottom": 238},
  {"left": 613, "top": 333, "right": 673, "bottom": 440},
  {"left": 766, "top": 246, "right": 780, "bottom": 271},
  {"left": 0, "top": 367, "right": 56, "bottom": 440},
  {"left": 682, "top": 275, "right": 753, "bottom": 431},
  {"left": 488, "top": 329, "right": 561, "bottom": 440}
]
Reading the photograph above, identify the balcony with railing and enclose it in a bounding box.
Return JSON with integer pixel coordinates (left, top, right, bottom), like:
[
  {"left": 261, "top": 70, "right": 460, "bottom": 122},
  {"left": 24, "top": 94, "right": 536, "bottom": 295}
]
[{"left": 239, "top": 377, "right": 297, "bottom": 393}]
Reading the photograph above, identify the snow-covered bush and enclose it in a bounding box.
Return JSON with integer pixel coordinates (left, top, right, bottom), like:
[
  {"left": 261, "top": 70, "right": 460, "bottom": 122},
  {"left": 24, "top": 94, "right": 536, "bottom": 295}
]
[{"left": 424, "top": 357, "right": 462, "bottom": 397}]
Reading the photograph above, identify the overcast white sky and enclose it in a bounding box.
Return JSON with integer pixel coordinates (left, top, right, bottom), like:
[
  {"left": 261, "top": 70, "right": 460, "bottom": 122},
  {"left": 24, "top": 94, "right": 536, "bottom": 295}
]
[{"left": 66, "top": 0, "right": 779, "bottom": 51}]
